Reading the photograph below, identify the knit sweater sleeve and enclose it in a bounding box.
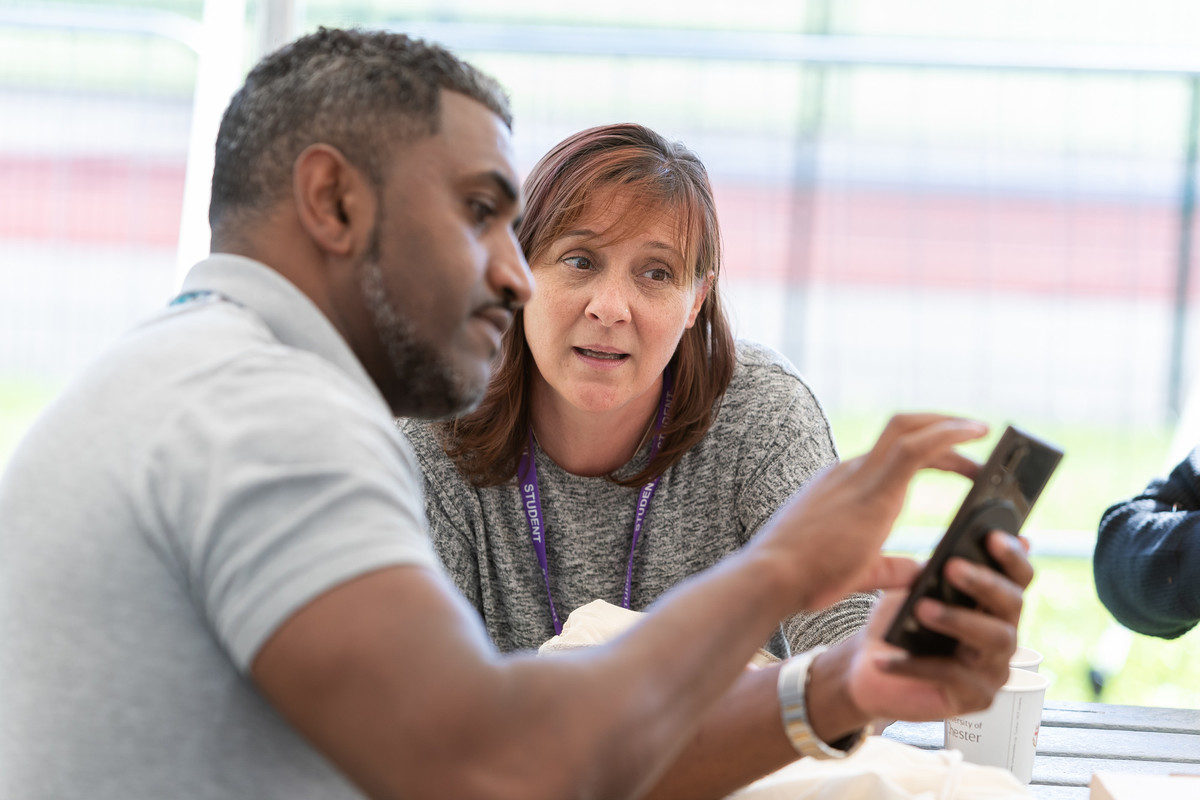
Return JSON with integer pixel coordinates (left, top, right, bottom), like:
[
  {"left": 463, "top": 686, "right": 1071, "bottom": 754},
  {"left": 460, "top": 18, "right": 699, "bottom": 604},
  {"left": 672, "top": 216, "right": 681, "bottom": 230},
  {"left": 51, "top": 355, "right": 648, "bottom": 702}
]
[
  {"left": 728, "top": 342, "right": 874, "bottom": 657},
  {"left": 1094, "top": 447, "right": 1200, "bottom": 639}
]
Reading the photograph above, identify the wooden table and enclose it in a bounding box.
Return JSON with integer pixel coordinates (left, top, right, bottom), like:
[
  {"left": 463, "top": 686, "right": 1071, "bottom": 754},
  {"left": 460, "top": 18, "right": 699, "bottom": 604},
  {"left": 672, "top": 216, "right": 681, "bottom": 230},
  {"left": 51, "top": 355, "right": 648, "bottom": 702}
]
[{"left": 882, "top": 700, "right": 1200, "bottom": 798}]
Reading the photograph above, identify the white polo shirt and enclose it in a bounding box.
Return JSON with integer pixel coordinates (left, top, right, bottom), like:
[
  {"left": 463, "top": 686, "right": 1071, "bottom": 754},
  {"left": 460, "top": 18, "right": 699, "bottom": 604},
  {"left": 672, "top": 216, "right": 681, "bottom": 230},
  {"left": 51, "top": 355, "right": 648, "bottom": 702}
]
[{"left": 0, "top": 254, "right": 439, "bottom": 799}]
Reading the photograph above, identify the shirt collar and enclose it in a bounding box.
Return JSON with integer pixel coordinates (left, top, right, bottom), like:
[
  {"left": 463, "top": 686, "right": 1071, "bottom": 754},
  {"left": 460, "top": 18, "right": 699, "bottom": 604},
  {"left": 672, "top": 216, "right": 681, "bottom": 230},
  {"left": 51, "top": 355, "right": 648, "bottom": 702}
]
[{"left": 179, "top": 254, "right": 388, "bottom": 412}]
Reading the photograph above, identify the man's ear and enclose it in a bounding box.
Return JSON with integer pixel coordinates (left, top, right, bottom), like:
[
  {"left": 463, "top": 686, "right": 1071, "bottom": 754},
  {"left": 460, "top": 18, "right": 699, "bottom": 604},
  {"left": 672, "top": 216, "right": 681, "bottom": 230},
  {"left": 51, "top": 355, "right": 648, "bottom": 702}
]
[{"left": 292, "top": 143, "right": 374, "bottom": 258}]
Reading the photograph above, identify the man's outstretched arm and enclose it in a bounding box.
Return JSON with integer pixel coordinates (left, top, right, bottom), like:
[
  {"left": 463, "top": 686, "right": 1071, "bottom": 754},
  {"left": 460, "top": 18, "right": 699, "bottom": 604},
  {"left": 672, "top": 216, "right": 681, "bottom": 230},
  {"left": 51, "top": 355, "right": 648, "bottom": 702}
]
[{"left": 252, "top": 415, "right": 1001, "bottom": 800}]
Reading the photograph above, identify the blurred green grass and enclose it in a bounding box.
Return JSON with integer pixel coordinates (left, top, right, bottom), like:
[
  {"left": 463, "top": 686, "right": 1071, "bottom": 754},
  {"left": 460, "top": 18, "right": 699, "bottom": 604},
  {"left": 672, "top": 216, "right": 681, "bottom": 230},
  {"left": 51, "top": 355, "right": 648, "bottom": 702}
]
[
  {"left": 3, "top": 384, "right": 1197, "bottom": 707},
  {"left": 0, "top": 379, "right": 58, "bottom": 467}
]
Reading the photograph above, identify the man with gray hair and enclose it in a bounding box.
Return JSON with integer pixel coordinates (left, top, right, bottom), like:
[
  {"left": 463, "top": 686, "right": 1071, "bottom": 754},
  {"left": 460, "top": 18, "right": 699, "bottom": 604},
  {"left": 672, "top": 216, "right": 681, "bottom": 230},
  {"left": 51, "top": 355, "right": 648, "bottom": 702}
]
[{"left": 0, "top": 27, "right": 1030, "bottom": 799}]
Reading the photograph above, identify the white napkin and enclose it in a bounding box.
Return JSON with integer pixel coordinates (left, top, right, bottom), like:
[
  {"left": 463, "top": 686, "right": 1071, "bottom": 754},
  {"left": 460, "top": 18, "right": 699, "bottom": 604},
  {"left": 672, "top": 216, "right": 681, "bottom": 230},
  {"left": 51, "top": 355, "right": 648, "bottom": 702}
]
[
  {"left": 538, "top": 599, "right": 647, "bottom": 653},
  {"left": 538, "top": 598, "right": 779, "bottom": 668},
  {"left": 729, "top": 736, "right": 1032, "bottom": 799}
]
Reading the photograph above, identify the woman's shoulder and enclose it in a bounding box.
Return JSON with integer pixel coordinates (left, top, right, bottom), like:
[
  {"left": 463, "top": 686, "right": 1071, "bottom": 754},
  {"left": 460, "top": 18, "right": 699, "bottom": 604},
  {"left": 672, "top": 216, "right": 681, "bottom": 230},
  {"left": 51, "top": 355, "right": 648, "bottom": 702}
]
[
  {"left": 396, "top": 419, "right": 468, "bottom": 487},
  {"left": 730, "top": 339, "right": 816, "bottom": 397},
  {"left": 397, "top": 417, "right": 437, "bottom": 454},
  {"left": 733, "top": 338, "right": 793, "bottom": 368},
  {"left": 712, "top": 340, "right": 829, "bottom": 430}
]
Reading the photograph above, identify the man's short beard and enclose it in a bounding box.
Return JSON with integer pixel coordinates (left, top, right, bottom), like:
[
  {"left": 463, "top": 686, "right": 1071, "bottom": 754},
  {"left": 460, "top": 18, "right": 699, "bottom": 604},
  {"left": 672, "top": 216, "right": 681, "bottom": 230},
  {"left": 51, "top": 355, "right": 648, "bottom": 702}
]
[{"left": 358, "top": 257, "right": 485, "bottom": 419}]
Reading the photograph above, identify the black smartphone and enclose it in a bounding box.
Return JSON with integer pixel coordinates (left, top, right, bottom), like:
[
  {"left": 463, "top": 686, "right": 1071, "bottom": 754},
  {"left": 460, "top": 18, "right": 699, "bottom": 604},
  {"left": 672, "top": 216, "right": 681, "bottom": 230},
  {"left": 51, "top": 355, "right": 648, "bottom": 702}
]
[{"left": 883, "top": 424, "right": 1063, "bottom": 657}]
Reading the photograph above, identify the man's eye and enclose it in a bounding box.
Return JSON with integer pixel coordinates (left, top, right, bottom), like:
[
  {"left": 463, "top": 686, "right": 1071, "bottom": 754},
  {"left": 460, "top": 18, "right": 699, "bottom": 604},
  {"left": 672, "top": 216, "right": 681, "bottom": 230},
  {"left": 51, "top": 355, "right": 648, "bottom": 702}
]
[{"left": 469, "top": 199, "right": 496, "bottom": 225}]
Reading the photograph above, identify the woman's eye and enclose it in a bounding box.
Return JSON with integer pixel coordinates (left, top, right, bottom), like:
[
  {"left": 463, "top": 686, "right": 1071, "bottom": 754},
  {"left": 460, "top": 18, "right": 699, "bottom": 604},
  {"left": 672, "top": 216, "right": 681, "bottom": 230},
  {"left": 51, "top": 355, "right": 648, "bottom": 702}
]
[
  {"left": 644, "top": 267, "right": 672, "bottom": 282},
  {"left": 563, "top": 255, "right": 592, "bottom": 270}
]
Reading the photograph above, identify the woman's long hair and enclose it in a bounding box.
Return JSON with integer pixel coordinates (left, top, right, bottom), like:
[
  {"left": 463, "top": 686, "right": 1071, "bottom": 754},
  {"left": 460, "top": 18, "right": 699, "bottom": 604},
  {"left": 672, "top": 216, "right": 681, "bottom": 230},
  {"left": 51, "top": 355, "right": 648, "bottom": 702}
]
[{"left": 434, "top": 123, "right": 736, "bottom": 487}]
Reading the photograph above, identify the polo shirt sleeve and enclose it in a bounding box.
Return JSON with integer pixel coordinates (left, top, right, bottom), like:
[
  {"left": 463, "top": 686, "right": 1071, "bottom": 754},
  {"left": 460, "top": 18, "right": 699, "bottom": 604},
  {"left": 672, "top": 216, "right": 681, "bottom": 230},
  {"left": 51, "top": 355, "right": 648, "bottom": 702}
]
[{"left": 147, "top": 349, "right": 441, "bottom": 672}]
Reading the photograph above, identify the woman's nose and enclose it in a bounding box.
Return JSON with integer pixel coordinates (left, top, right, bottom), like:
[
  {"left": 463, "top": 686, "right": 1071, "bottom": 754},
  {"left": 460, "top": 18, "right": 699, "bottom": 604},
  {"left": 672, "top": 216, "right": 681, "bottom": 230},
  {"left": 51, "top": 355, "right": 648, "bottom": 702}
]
[{"left": 584, "top": 274, "right": 632, "bottom": 326}]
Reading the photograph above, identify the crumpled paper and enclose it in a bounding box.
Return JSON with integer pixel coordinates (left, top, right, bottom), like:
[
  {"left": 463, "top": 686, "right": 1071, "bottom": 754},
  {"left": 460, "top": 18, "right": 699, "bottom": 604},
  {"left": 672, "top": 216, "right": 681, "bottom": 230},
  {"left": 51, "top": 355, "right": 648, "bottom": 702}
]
[
  {"left": 539, "top": 599, "right": 1033, "bottom": 800},
  {"left": 538, "top": 599, "right": 779, "bottom": 669},
  {"left": 728, "top": 736, "right": 1032, "bottom": 799}
]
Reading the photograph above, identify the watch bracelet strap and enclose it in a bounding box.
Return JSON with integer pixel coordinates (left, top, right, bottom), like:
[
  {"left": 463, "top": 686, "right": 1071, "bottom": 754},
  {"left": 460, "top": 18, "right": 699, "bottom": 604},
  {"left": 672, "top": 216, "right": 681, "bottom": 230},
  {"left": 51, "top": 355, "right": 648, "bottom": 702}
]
[{"left": 777, "top": 645, "right": 870, "bottom": 759}]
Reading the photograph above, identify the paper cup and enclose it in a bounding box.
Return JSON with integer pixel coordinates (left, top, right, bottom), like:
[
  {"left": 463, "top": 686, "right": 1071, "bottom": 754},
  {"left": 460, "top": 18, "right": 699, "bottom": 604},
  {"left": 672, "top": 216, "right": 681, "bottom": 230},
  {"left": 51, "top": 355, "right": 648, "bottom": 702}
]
[
  {"left": 1010, "top": 645, "right": 1044, "bottom": 673},
  {"left": 944, "top": 667, "right": 1050, "bottom": 784}
]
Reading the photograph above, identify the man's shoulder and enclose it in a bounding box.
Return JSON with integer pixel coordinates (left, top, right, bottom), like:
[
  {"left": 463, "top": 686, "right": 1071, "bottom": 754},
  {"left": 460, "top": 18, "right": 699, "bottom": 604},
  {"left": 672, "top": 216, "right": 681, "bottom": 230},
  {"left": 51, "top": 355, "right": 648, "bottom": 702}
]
[
  {"left": 105, "top": 304, "right": 400, "bottom": 476},
  {"left": 149, "top": 302, "right": 365, "bottom": 403}
]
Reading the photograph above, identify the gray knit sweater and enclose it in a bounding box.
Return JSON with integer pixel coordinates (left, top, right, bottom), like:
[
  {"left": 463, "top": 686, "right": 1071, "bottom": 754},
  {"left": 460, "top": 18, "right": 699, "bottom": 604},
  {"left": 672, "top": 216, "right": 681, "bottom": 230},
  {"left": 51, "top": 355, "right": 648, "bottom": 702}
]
[{"left": 401, "top": 340, "right": 873, "bottom": 657}]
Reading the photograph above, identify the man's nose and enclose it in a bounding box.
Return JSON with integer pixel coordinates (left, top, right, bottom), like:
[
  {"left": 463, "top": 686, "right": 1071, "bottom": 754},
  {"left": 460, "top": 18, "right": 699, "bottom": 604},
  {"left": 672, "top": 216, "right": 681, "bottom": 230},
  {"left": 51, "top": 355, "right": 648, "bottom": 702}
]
[{"left": 491, "top": 229, "right": 533, "bottom": 309}]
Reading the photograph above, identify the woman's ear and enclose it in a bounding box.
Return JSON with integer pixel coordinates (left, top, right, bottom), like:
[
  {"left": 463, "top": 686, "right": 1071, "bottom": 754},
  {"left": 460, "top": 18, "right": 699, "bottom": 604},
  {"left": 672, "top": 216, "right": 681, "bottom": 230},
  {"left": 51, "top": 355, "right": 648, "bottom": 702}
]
[
  {"left": 292, "top": 143, "right": 375, "bottom": 258},
  {"left": 684, "top": 271, "right": 714, "bottom": 329}
]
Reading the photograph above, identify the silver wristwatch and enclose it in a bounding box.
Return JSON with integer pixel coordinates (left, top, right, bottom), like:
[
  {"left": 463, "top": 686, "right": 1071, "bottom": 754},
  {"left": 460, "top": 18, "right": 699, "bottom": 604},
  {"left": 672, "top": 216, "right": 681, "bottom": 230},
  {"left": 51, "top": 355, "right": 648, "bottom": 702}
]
[{"left": 777, "top": 646, "right": 870, "bottom": 759}]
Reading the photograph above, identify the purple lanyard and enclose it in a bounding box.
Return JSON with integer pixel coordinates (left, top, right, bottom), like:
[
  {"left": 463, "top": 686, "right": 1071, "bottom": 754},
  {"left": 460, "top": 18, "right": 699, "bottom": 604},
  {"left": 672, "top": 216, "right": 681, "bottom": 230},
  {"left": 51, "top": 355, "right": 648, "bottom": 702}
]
[{"left": 518, "top": 372, "right": 673, "bottom": 635}]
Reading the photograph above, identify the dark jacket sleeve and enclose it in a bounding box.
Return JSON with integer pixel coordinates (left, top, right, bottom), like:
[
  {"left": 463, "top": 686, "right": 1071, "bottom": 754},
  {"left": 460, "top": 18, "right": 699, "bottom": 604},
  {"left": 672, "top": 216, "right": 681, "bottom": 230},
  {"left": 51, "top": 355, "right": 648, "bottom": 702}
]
[{"left": 1094, "top": 447, "right": 1200, "bottom": 639}]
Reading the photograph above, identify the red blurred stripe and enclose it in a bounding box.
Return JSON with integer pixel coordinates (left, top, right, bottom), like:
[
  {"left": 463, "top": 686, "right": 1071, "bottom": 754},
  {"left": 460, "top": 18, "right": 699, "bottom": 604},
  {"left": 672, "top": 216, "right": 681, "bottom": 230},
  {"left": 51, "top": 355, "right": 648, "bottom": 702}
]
[
  {"left": 0, "top": 156, "right": 184, "bottom": 246},
  {"left": 2, "top": 156, "right": 1192, "bottom": 298}
]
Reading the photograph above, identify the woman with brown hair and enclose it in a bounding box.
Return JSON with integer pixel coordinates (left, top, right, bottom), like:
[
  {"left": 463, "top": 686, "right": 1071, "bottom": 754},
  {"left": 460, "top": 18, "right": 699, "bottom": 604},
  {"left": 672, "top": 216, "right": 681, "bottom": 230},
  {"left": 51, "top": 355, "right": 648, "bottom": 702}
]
[{"left": 400, "top": 123, "right": 871, "bottom": 657}]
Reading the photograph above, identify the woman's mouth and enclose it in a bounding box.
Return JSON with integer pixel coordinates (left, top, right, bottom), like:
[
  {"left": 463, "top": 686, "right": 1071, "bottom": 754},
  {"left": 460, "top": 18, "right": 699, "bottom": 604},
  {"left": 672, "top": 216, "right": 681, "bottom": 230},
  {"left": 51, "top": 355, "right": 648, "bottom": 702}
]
[{"left": 574, "top": 347, "right": 628, "bottom": 361}]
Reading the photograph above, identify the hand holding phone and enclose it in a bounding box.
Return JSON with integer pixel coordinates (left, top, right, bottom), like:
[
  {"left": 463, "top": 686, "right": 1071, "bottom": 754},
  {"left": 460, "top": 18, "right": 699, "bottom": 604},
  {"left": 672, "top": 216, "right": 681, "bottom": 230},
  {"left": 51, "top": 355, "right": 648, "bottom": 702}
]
[{"left": 883, "top": 425, "right": 1063, "bottom": 657}]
